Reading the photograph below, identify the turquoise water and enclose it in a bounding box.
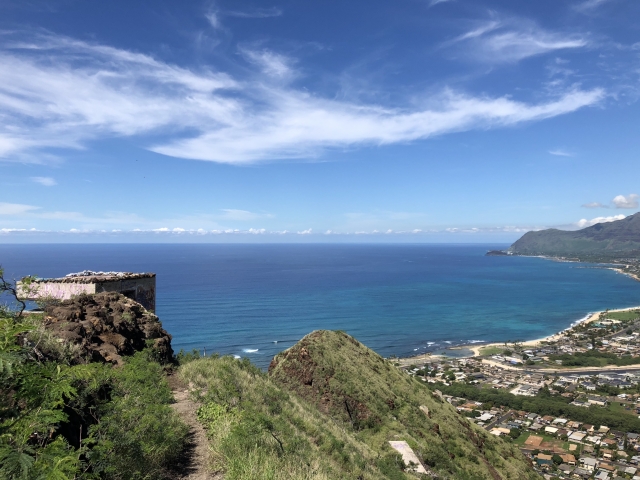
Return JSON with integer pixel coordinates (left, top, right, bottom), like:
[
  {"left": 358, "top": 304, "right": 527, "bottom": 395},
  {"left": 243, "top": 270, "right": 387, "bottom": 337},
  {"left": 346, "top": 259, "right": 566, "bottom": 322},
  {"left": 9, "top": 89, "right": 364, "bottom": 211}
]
[{"left": 1, "top": 243, "right": 638, "bottom": 368}]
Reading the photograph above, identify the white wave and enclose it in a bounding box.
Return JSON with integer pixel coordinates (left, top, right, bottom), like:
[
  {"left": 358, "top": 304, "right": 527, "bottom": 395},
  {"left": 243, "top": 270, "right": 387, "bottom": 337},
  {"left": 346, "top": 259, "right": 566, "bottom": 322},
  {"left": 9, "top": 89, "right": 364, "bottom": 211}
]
[
  {"left": 444, "top": 341, "right": 452, "bottom": 344},
  {"left": 467, "top": 340, "right": 484, "bottom": 344},
  {"left": 233, "top": 355, "right": 241, "bottom": 359},
  {"left": 427, "top": 342, "right": 435, "bottom": 345},
  {"left": 242, "top": 348, "right": 259, "bottom": 353}
]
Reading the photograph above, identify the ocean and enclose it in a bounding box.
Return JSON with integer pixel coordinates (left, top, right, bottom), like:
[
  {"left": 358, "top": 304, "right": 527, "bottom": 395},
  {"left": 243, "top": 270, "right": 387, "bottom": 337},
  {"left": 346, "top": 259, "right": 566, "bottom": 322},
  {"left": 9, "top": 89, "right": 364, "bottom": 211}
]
[{"left": 1, "top": 243, "right": 638, "bottom": 368}]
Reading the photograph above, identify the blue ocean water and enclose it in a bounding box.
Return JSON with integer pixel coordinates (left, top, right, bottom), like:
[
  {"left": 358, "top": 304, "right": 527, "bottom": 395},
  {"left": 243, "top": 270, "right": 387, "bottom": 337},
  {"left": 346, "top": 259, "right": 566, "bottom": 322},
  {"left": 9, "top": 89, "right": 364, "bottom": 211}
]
[{"left": 1, "top": 243, "right": 639, "bottom": 368}]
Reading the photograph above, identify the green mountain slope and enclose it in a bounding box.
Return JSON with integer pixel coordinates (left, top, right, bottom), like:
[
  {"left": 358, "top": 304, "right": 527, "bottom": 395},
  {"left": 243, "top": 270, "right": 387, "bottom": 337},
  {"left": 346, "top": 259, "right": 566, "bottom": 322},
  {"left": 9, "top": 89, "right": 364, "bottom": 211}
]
[
  {"left": 509, "top": 211, "right": 640, "bottom": 257},
  {"left": 179, "top": 354, "right": 394, "bottom": 480},
  {"left": 268, "top": 330, "right": 538, "bottom": 480}
]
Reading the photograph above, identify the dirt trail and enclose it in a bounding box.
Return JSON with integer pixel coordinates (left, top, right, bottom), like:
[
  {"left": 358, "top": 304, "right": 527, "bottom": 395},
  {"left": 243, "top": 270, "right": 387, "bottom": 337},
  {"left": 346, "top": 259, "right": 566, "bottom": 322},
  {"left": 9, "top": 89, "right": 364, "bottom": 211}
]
[{"left": 169, "top": 375, "right": 218, "bottom": 480}]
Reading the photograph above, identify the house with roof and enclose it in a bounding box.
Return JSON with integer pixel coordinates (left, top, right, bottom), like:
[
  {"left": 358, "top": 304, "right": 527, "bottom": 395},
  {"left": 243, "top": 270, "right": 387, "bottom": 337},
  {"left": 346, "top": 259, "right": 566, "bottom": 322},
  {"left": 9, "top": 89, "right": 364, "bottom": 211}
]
[
  {"left": 580, "top": 457, "right": 599, "bottom": 472},
  {"left": 535, "top": 453, "right": 553, "bottom": 467}
]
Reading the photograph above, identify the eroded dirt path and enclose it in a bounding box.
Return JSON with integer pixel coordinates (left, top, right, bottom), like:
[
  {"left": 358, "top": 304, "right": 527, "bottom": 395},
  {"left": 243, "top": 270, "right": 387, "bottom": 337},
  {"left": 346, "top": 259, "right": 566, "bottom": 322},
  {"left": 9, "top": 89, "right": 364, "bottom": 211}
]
[{"left": 168, "top": 375, "right": 218, "bottom": 480}]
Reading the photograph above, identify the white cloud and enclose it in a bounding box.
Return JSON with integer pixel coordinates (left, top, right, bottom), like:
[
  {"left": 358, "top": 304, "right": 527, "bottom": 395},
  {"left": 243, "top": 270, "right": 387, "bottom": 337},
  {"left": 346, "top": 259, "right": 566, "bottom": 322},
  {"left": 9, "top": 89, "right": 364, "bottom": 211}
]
[
  {"left": 449, "top": 19, "right": 587, "bottom": 63},
  {"left": 575, "top": 214, "right": 625, "bottom": 228},
  {"left": 219, "top": 209, "right": 272, "bottom": 221},
  {"left": 581, "top": 202, "right": 608, "bottom": 208},
  {"left": 240, "top": 49, "right": 295, "bottom": 80},
  {"left": 0, "top": 202, "right": 40, "bottom": 215},
  {"left": 549, "top": 149, "right": 574, "bottom": 157},
  {"left": 575, "top": 0, "right": 614, "bottom": 11},
  {"left": 226, "top": 7, "right": 282, "bottom": 18},
  {"left": 205, "top": 11, "right": 222, "bottom": 29},
  {"left": 429, "top": 0, "right": 453, "bottom": 7},
  {"left": 612, "top": 193, "right": 639, "bottom": 209},
  {"left": 297, "top": 229, "right": 312, "bottom": 235},
  {"left": 31, "top": 176, "right": 57, "bottom": 186},
  {"left": 0, "top": 32, "right": 603, "bottom": 164}
]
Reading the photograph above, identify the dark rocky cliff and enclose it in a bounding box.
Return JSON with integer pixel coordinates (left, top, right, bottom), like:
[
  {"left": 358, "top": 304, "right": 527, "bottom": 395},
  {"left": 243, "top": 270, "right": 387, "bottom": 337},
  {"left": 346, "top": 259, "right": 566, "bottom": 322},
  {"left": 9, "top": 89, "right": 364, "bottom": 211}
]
[{"left": 41, "top": 292, "right": 173, "bottom": 365}]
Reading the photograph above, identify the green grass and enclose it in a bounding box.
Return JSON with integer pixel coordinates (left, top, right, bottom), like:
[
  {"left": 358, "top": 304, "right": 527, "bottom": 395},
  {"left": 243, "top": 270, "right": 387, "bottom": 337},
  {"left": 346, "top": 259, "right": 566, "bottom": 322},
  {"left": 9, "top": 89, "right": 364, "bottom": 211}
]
[
  {"left": 604, "top": 309, "right": 640, "bottom": 322},
  {"left": 608, "top": 402, "right": 638, "bottom": 417},
  {"left": 179, "top": 355, "right": 392, "bottom": 480},
  {"left": 269, "top": 330, "right": 539, "bottom": 480},
  {"left": 477, "top": 346, "right": 504, "bottom": 356}
]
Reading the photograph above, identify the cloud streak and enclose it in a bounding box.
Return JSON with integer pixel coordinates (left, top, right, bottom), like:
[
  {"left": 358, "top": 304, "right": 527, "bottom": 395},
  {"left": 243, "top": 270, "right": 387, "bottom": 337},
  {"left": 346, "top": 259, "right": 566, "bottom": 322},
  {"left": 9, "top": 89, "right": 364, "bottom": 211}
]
[
  {"left": 448, "top": 19, "right": 588, "bottom": 63},
  {"left": 226, "top": 7, "right": 283, "bottom": 18},
  {"left": 549, "top": 149, "right": 574, "bottom": 157},
  {"left": 0, "top": 32, "right": 604, "bottom": 164},
  {"left": 31, "top": 176, "right": 57, "bottom": 186}
]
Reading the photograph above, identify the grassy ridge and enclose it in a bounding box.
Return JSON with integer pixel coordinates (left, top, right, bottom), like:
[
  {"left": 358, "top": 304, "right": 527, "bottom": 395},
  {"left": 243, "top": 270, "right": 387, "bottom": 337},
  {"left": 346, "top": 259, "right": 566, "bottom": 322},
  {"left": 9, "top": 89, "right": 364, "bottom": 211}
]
[
  {"left": 267, "top": 330, "right": 538, "bottom": 479},
  {"left": 179, "top": 355, "right": 394, "bottom": 479}
]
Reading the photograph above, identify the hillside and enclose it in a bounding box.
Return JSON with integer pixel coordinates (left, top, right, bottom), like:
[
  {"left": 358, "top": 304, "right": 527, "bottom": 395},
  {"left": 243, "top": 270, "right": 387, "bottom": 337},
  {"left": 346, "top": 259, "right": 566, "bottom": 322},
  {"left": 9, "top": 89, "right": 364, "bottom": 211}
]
[
  {"left": 266, "top": 330, "right": 538, "bottom": 479},
  {"left": 0, "top": 289, "right": 188, "bottom": 480},
  {"left": 509, "top": 212, "right": 640, "bottom": 257}
]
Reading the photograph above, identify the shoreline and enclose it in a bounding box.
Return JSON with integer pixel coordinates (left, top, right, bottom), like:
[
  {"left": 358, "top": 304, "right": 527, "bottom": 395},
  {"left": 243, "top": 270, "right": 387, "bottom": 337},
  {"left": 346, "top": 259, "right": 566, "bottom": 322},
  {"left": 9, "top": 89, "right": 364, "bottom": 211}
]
[
  {"left": 395, "top": 256, "right": 640, "bottom": 364},
  {"left": 396, "top": 305, "right": 640, "bottom": 364},
  {"left": 467, "top": 305, "right": 640, "bottom": 357}
]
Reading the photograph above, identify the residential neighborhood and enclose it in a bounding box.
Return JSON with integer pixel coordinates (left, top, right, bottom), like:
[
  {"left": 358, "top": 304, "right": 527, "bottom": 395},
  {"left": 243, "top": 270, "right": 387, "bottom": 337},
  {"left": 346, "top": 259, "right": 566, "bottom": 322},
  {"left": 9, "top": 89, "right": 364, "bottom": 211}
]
[{"left": 395, "top": 308, "right": 640, "bottom": 478}]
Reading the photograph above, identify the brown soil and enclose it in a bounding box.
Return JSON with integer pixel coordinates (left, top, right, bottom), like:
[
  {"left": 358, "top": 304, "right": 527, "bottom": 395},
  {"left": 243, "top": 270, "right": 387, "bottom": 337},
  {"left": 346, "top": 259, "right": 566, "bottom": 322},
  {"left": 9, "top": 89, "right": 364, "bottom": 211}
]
[{"left": 168, "top": 374, "right": 219, "bottom": 480}]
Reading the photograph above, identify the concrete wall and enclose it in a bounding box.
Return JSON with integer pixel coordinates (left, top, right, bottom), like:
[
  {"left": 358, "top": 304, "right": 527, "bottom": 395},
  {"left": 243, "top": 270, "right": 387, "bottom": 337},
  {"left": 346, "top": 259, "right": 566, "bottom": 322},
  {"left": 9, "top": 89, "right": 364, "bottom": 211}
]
[
  {"left": 94, "top": 277, "right": 156, "bottom": 311},
  {"left": 20, "top": 276, "right": 156, "bottom": 312},
  {"left": 20, "top": 282, "right": 97, "bottom": 301}
]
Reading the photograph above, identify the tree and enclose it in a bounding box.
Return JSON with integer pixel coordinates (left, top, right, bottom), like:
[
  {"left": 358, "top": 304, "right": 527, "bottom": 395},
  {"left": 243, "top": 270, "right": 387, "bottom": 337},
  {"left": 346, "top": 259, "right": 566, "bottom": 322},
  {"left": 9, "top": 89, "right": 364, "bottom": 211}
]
[
  {"left": 0, "top": 267, "right": 28, "bottom": 317},
  {"left": 551, "top": 454, "right": 563, "bottom": 465}
]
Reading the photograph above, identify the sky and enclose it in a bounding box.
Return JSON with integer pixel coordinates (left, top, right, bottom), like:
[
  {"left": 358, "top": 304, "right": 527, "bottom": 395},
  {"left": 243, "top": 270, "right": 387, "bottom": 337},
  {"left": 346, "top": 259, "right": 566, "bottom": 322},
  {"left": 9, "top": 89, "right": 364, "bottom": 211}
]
[{"left": 0, "top": 0, "right": 639, "bottom": 243}]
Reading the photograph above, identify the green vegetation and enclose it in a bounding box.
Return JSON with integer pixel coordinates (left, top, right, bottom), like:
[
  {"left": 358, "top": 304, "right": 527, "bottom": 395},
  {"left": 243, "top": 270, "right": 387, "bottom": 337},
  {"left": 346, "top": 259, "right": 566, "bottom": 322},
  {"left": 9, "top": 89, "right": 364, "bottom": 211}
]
[
  {"left": 0, "top": 268, "right": 188, "bottom": 480},
  {"left": 549, "top": 350, "right": 640, "bottom": 367},
  {"left": 509, "top": 211, "right": 640, "bottom": 257},
  {"left": 604, "top": 309, "right": 640, "bottom": 322},
  {"left": 437, "top": 383, "right": 640, "bottom": 433},
  {"left": 477, "top": 345, "right": 503, "bottom": 356},
  {"left": 179, "top": 355, "right": 388, "bottom": 480},
  {"left": 268, "top": 330, "right": 538, "bottom": 479}
]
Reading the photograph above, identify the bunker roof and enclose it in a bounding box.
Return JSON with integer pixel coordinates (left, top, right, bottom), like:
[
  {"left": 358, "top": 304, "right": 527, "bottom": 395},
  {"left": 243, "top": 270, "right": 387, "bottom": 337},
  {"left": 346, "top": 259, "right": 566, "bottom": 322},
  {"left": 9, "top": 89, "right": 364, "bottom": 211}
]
[{"left": 31, "top": 271, "right": 155, "bottom": 284}]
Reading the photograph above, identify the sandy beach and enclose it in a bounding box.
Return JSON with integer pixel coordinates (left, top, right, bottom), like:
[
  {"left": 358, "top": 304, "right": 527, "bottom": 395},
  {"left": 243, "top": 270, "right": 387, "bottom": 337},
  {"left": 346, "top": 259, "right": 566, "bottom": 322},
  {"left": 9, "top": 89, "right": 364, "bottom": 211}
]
[
  {"left": 467, "top": 305, "right": 640, "bottom": 357},
  {"left": 609, "top": 266, "right": 640, "bottom": 283}
]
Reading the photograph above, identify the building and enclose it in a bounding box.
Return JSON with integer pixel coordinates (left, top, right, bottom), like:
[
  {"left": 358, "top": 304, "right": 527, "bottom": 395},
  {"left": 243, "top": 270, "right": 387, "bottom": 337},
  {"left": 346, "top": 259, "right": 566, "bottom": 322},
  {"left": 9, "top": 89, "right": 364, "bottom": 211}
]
[{"left": 19, "top": 270, "right": 156, "bottom": 312}]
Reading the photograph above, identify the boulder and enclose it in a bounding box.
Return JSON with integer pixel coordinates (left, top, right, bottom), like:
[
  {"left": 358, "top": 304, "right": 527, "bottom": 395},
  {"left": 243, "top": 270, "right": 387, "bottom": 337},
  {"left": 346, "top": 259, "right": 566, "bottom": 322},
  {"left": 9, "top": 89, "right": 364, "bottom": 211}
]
[{"left": 42, "top": 292, "right": 173, "bottom": 365}]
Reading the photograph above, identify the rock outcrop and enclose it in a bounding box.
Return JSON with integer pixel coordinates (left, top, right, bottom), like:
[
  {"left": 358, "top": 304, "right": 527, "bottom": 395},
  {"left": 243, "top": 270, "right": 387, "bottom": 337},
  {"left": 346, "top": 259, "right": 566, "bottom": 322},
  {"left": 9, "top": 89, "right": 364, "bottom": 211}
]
[{"left": 42, "top": 292, "right": 173, "bottom": 365}]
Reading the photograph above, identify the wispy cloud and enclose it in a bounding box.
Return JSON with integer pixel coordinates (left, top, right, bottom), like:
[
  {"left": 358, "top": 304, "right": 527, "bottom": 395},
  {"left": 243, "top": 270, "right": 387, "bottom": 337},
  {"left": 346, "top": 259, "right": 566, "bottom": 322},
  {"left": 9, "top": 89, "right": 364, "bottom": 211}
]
[
  {"left": 205, "top": 11, "right": 222, "bottom": 29},
  {"left": 581, "top": 202, "right": 607, "bottom": 208},
  {"left": 429, "top": 0, "right": 454, "bottom": 7},
  {"left": 549, "top": 149, "right": 574, "bottom": 157},
  {"left": 448, "top": 18, "right": 588, "bottom": 63},
  {"left": 0, "top": 31, "right": 604, "bottom": 164},
  {"left": 0, "top": 202, "right": 40, "bottom": 215},
  {"left": 240, "top": 48, "right": 295, "bottom": 80},
  {"left": 575, "top": 0, "right": 614, "bottom": 12},
  {"left": 226, "top": 7, "right": 282, "bottom": 18},
  {"left": 31, "top": 176, "right": 56, "bottom": 186},
  {"left": 612, "top": 193, "right": 639, "bottom": 209},
  {"left": 575, "top": 214, "right": 625, "bottom": 228},
  {"left": 219, "top": 209, "right": 273, "bottom": 221}
]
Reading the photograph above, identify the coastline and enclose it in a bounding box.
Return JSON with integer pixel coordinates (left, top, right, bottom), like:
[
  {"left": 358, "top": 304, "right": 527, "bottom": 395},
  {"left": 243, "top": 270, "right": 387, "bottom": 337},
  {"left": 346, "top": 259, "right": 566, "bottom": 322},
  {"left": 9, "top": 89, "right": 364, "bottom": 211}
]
[
  {"left": 396, "top": 305, "right": 640, "bottom": 364},
  {"left": 609, "top": 266, "right": 640, "bottom": 283},
  {"left": 466, "top": 305, "right": 640, "bottom": 357}
]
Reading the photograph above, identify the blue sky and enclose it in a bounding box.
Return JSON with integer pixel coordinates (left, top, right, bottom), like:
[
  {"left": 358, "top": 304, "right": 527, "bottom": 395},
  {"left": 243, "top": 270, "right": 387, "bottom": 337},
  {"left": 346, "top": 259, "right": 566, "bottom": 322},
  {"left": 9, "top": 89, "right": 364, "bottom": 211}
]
[{"left": 0, "top": 0, "right": 639, "bottom": 242}]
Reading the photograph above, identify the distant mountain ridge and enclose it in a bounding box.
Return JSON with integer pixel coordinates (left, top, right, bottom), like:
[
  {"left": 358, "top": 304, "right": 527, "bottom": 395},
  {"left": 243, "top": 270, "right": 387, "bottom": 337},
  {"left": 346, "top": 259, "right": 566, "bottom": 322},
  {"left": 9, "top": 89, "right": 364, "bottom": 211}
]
[{"left": 509, "top": 212, "right": 640, "bottom": 257}]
